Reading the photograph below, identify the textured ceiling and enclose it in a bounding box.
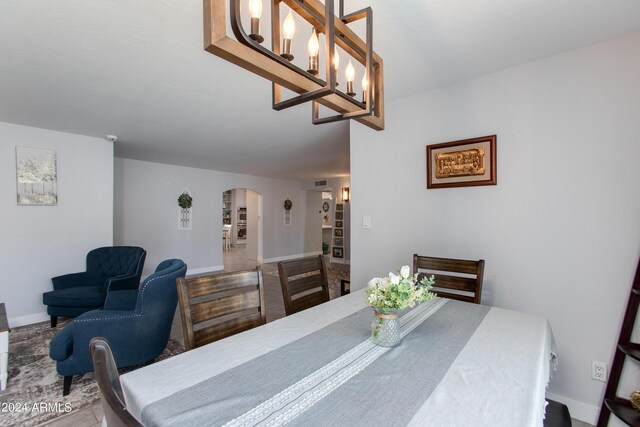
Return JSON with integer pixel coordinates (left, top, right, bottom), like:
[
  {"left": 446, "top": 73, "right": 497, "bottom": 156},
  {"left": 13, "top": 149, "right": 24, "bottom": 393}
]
[{"left": 0, "top": 0, "right": 639, "bottom": 180}]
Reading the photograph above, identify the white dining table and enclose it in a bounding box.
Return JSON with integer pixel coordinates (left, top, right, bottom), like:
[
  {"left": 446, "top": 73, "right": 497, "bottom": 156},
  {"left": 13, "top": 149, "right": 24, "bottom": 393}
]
[{"left": 120, "top": 290, "right": 556, "bottom": 427}]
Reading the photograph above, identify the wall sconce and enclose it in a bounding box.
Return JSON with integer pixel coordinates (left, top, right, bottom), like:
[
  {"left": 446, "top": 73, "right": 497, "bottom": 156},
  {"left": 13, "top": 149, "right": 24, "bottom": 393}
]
[{"left": 342, "top": 187, "right": 350, "bottom": 202}]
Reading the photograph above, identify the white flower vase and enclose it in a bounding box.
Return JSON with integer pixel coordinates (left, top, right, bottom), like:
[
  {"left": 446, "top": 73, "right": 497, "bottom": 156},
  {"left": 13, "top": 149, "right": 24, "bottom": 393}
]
[{"left": 371, "top": 309, "right": 401, "bottom": 347}]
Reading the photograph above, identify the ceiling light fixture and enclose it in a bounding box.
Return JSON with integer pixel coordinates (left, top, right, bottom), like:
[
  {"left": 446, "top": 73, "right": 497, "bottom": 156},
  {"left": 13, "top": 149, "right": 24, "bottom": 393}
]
[{"left": 203, "top": 0, "right": 384, "bottom": 130}]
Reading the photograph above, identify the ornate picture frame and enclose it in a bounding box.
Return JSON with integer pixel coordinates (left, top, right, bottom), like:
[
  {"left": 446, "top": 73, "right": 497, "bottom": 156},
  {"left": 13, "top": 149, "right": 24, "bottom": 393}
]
[{"left": 426, "top": 135, "right": 497, "bottom": 189}]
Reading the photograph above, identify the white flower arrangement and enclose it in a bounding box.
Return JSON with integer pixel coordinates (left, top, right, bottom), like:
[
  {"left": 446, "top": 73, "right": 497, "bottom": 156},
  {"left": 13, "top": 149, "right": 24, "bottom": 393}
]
[{"left": 366, "top": 265, "right": 436, "bottom": 314}]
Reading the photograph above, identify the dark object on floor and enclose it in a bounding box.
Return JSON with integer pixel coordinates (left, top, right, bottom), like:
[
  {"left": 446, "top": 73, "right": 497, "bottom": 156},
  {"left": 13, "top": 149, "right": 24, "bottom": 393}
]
[
  {"left": 50, "top": 259, "right": 186, "bottom": 395},
  {"left": 90, "top": 337, "right": 143, "bottom": 427},
  {"left": 340, "top": 279, "right": 350, "bottom": 296},
  {"left": 177, "top": 267, "right": 266, "bottom": 351},
  {"left": 43, "top": 246, "right": 146, "bottom": 327},
  {"left": 543, "top": 399, "right": 571, "bottom": 427},
  {"left": 413, "top": 254, "right": 485, "bottom": 304},
  {"left": 278, "top": 255, "right": 330, "bottom": 315}
]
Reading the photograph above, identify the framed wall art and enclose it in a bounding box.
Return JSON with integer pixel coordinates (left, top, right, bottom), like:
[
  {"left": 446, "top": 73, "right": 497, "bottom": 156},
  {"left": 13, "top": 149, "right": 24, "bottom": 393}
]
[
  {"left": 332, "top": 247, "right": 343, "bottom": 258},
  {"left": 336, "top": 203, "right": 343, "bottom": 211},
  {"left": 335, "top": 211, "right": 343, "bottom": 220},
  {"left": 334, "top": 228, "right": 343, "bottom": 237},
  {"left": 335, "top": 220, "right": 343, "bottom": 228},
  {"left": 334, "top": 238, "right": 343, "bottom": 246},
  {"left": 16, "top": 146, "right": 58, "bottom": 206},
  {"left": 426, "top": 135, "right": 497, "bottom": 189}
]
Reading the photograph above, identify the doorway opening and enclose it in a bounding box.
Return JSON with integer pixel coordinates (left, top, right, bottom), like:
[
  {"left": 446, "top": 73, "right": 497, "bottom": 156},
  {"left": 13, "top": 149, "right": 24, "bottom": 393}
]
[{"left": 221, "top": 188, "right": 263, "bottom": 270}]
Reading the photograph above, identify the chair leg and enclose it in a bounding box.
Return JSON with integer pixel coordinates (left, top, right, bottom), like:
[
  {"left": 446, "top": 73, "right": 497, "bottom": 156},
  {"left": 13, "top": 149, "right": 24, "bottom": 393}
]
[
  {"left": 63, "top": 375, "right": 72, "bottom": 396},
  {"left": 50, "top": 316, "right": 58, "bottom": 328}
]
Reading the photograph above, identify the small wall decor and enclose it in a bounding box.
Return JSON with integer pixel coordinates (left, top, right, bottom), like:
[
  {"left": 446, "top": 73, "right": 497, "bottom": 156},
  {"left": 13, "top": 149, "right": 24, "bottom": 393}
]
[
  {"left": 16, "top": 147, "right": 58, "bottom": 206},
  {"left": 283, "top": 196, "right": 292, "bottom": 226},
  {"left": 332, "top": 199, "right": 345, "bottom": 262},
  {"left": 178, "top": 189, "right": 192, "bottom": 230},
  {"left": 426, "top": 135, "right": 497, "bottom": 189},
  {"left": 178, "top": 192, "right": 193, "bottom": 209},
  {"left": 283, "top": 197, "right": 293, "bottom": 211}
]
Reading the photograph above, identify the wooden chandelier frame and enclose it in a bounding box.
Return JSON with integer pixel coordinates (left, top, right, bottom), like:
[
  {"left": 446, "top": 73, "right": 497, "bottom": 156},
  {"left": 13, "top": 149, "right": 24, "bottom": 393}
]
[{"left": 204, "top": 0, "right": 384, "bottom": 130}]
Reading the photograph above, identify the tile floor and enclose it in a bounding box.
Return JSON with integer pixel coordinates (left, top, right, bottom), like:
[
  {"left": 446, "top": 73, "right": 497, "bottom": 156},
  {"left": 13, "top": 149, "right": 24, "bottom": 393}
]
[{"left": 38, "top": 247, "right": 593, "bottom": 426}]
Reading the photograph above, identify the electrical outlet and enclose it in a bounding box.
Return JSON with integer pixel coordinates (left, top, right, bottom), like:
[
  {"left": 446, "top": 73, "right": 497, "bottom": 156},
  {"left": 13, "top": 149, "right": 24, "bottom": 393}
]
[{"left": 592, "top": 361, "right": 608, "bottom": 382}]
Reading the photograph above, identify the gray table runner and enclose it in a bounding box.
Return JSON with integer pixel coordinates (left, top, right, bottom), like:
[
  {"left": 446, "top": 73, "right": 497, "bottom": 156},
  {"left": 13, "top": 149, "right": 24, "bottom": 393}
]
[{"left": 142, "top": 299, "right": 489, "bottom": 427}]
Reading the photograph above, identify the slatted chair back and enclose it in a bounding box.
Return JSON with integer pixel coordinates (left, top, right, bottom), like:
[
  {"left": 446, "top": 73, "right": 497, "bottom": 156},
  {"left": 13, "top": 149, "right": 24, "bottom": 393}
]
[
  {"left": 278, "top": 255, "right": 330, "bottom": 316},
  {"left": 413, "top": 254, "right": 485, "bottom": 304},
  {"left": 89, "top": 337, "right": 143, "bottom": 427},
  {"left": 176, "top": 267, "right": 266, "bottom": 351}
]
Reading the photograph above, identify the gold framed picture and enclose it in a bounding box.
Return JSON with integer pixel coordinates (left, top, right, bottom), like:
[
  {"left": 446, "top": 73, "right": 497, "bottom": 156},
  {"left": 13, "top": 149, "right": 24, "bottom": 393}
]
[{"left": 426, "top": 135, "right": 497, "bottom": 189}]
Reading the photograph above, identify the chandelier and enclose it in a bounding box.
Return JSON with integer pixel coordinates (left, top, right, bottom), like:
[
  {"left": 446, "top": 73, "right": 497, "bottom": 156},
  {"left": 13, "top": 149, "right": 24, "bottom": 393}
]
[{"left": 204, "top": 0, "right": 384, "bottom": 130}]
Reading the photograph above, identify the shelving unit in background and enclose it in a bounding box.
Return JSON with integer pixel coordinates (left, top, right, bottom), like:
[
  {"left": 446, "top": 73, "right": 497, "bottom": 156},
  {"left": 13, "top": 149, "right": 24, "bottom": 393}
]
[
  {"left": 222, "top": 190, "right": 231, "bottom": 224},
  {"left": 597, "top": 258, "right": 640, "bottom": 427}
]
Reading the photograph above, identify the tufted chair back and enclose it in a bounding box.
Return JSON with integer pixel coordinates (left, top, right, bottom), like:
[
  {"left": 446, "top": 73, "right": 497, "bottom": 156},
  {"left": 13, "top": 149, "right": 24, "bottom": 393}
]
[
  {"left": 86, "top": 247, "right": 146, "bottom": 290},
  {"left": 131, "top": 259, "right": 187, "bottom": 362}
]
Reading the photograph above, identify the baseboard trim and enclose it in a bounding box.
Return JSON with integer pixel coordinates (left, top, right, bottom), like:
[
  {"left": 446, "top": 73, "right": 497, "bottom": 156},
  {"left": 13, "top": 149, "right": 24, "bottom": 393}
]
[
  {"left": 330, "top": 258, "right": 351, "bottom": 265},
  {"left": 9, "top": 312, "right": 49, "bottom": 328},
  {"left": 187, "top": 265, "right": 224, "bottom": 276},
  {"left": 262, "top": 251, "right": 323, "bottom": 264},
  {"left": 546, "top": 392, "right": 600, "bottom": 425}
]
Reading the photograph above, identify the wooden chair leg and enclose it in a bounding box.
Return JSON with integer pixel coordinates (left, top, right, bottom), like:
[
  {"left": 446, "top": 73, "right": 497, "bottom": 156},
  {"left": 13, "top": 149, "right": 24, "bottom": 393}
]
[
  {"left": 63, "top": 375, "right": 72, "bottom": 396},
  {"left": 50, "top": 316, "right": 58, "bottom": 328}
]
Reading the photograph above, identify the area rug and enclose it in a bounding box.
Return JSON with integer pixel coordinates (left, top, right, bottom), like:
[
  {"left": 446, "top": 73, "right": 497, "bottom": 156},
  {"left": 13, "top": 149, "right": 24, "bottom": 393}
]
[
  {"left": 0, "top": 320, "right": 183, "bottom": 427},
  {"left": 266, "top": 264, "right": 349, "bottom": 290}
]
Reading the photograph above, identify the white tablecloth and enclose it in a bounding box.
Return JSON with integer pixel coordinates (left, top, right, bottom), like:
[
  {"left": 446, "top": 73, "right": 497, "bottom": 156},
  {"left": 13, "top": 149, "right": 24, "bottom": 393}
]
[{"left": 120, "top": 290, "right": 555, "bottom": 427}]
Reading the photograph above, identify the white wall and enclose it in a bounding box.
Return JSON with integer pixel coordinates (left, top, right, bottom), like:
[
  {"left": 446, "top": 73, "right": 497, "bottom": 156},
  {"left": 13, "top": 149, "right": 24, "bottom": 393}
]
[
  {"left": 304, "top": 191, "right": 323, "bottom": 254},
  {"left": 350, "top": 32, "right": 640, "bottom": 424},
  {"left": 0, "top": 122, "right": 113, "bottom": 326},
  {"left": 114, "top": 158, "right": 308, "bottom": 274}
]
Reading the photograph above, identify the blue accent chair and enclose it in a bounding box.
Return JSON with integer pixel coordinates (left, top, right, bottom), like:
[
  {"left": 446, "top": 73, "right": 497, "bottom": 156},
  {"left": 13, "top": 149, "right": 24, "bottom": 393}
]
[
  {"left": 49, "top": 259, "right": 187, "bottom": 395},
  {"left": 43, "top": 246, "right": 147, "bottom": 327}
]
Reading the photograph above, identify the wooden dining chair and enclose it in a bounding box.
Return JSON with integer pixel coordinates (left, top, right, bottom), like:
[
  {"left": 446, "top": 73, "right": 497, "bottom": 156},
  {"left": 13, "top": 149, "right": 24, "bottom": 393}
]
[
  {"left": 176, "top": 267, "right": 266, "bottom": 351},
  {"left": 89, "top": 337, "right": 143, "bottom": 427},
  {"left": 278, "top": 255, "right": 330, "bottom": 316},
  {"left": 413, "top": 254, "right": 485, "bottom": 304}
]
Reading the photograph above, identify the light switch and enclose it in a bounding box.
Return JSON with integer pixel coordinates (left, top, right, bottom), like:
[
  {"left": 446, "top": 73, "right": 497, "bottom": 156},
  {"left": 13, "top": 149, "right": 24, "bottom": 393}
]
[{"left": 362, "top": 216, "right": 371, "bottom": 229}]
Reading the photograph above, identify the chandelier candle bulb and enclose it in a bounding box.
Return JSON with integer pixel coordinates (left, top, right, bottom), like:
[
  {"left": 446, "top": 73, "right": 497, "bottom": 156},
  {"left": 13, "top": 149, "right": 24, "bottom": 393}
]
[
  {"left": 345, "top": 60, "right": 356, "bottom": 96},
  {"left": 281, "top": 9, "right": 295, "bottom": 61},
  {"left": 248, "top": 0, "right": 264, "bottom": 43},
  {"left": 307, "top": 29, "right": 319, "bottom": 75},
  {"left": 333, "top": 49, "right": 340, "bottom": 86},
  {"left": 361, "top": 74, "right": 368, "bottom": 103}
]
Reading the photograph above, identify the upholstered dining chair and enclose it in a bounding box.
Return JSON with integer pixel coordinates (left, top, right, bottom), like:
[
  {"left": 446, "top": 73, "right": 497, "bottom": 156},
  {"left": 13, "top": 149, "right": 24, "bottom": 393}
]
[
  {"left": 89, "top": 337, "right": 143, "bottom": 427},
  {"left": 49, "top": 259, "right": 187, "bottom": 395},
  {"left": 177, "top": 267, "right": 266, "bottom": 351},
  {"left": 413, "top": 254, "right": 485, "bottom": 304},
  {"left": 278, "top": 255, "right": 330, "bottom": 316},
  {"left": 43, "top": 246, "right": 146, "bottom": 327}
]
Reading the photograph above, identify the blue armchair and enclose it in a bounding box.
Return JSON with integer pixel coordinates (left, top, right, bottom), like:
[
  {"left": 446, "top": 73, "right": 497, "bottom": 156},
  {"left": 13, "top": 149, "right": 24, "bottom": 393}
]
[
  {"left": 43, "top": 246, "right": 146, "bottom": 327},
  {"left": 49, "top": 259, "right": 187, "bottom": 395}
]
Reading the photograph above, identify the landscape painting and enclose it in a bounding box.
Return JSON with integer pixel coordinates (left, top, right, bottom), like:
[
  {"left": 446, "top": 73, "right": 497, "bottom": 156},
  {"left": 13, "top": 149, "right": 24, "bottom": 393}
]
[{"left": 16, "top": 147, "right": 58, "bottom": 206}]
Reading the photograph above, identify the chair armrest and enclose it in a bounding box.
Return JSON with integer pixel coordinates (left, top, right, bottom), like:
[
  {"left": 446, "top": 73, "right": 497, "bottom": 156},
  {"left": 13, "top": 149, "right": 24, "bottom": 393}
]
[
  {"left": 70, "top": 310, "right": 144, "bottom": 368},
  {"left": 103, "top": 290, "right": 138, "bottom": 311},
  {"left": 105, "top": 273, "right": 141, "bottom": 292},
  {"left": 49, "top": 322, "right": 74, "bottom": 361},
  {"left": 51, "top": 272, "right": 88, "bottom": 290}
]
